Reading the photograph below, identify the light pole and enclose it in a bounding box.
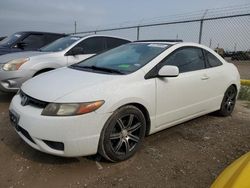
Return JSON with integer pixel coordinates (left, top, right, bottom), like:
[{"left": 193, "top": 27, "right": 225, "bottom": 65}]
[{"left": 74, "top": 21, "right": 77, "bottom": 34}]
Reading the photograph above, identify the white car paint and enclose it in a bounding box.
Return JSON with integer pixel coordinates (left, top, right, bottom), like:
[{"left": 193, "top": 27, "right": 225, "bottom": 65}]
[{"left": 9, "top": 42, "right": 240, "bottom": 157}]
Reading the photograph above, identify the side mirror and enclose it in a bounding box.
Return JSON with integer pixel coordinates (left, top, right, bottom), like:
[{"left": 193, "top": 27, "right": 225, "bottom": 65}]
[
  {"left": 67, "top": 47, "right": 84, "bottom": 56},
  {"left": 158, "top": 65, "right": 179, "bottom": 77},
  {"left": 15, "top": 42, "right": 27, "bottom": 49}
]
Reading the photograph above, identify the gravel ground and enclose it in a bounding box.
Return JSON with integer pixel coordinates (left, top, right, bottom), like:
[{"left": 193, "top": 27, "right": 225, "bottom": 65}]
[
  {"left": 0, "top": 91, "right": 250, "bottom": 188},
  {"left": 0, "top": 62, "right": 249, "bottom": 188}
]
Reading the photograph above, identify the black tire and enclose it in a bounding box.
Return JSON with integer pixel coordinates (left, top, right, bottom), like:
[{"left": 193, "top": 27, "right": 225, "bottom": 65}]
[
  {"left": 217, "top": 85, "right": 237, "bottom": 116},
  {"left": 98, "top": 105, "right": 146, "bottom": 162}
]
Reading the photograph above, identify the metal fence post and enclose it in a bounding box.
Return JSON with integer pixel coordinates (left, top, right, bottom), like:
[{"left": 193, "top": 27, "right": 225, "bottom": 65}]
[
  {"left": 198, "top": 20, "right": 203, "bottom": 44},
  {"left": 137, "top": 26, "right": 140, "bottom": 40},
  {"left": 198, "top": 9, "right": 208, "bottom": 44},
  {"left": 74, "top": 21, "right": 77, "bottom": 34}
]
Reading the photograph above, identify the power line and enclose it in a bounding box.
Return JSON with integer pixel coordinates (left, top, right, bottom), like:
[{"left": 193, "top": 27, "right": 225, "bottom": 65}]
[{"left": 73, "top": 3, "right": 250, "bottom": 34}]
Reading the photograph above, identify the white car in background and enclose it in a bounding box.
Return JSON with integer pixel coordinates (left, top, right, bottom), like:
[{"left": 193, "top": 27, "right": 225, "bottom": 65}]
[
  {"left": 0, "top": 35, "right": 130, "bottom": 92},
  {"left": 9, "top": 41, "right": 240, "bottom": 162}
]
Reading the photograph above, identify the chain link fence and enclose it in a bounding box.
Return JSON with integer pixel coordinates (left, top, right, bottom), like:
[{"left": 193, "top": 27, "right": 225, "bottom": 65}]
[{"left": 74, "top": 4, "right": 250, "bottom": 63}]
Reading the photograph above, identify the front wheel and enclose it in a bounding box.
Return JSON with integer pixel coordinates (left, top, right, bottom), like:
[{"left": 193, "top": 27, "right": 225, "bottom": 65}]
[
  {"left": 217, "top": 85, "right": 237, "bottom": 116},
  {"left": 98, "top": 105, "right": 146, "bottom": 162}
]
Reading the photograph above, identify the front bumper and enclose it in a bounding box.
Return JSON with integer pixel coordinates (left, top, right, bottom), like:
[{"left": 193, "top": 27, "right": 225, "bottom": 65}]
[
  {"left": 9, "top": 94, "right": 111, "bottom": 157},
  {"left": 0, "top": 68, "right": 34, "bottom": 92}
]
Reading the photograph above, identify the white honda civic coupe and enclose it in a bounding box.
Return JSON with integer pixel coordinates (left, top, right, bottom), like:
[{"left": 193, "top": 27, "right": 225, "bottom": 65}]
[{"left": 9, "top": 41, "right": 240, "bottom": 162}]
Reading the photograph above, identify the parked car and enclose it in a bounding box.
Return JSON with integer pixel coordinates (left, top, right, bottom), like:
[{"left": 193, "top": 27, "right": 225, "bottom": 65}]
[
  {"left": 231, "top": 51, "right": 250, "bottom": 61},
  {"left": 211, "top": 152, "right": 250, "bottom": 188},
  {"left": 0, "top": 31, "right": 67, "bottom": 56},
  {"left": 0, "top": 35, "right": 130, "bottom": 92},
  {"left": 9, "top": 41, "right": 240, "bottom": 162}
]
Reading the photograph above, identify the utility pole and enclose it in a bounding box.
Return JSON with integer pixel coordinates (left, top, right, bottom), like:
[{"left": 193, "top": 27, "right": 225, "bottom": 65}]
[
  {"left": 137, "top": 26, "right": 140, "bottom": 40},
  {"left": 234, "top": 43, "right": 237, "bottom": 52},
  {"left": 176, "top": 34, "right": 179, "bottom": 40},
  {"left": 74, "top": 21, "right": 77, "bottom": 34},
  {"left": 209, "top": 38, "right": 212, "bottom": 48}
]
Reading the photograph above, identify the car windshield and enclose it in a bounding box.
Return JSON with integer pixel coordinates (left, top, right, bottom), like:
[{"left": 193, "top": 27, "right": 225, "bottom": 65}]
[
  {"left": 71, "top": 43, "right": 169, "bottom": 74},
  {"left": 0, "top": 32, "right": 23, "bottom": 46},
  {"left": 40, "top": 36, "right": 81, "bottom": 52}
]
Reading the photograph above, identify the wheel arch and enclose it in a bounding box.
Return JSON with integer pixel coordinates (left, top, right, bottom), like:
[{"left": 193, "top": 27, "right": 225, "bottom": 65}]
[
  {"left": 116, "top": 102, "right": 151, "bottom": 136},
  {"left": 231, "top": 84, "right": 237, "bottom": 92},
  {"left": 229, "top": 83, "right": 238, "bottom": 98},
  {"left": 226, "top": 83, "right": 238, "bottom": 95}
]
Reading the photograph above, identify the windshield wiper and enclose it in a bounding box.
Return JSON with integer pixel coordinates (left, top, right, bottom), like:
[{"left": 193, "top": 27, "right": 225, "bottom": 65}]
[{"left": 73, "top": 65, "right": 124, "bottom": 75}]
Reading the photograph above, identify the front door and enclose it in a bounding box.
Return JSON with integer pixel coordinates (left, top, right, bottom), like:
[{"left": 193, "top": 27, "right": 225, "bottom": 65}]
[{"left": 155, "top": 47, "right": 209, "bottom": 128}]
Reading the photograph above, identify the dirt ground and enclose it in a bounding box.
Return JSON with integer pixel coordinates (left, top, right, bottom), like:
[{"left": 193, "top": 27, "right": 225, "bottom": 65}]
[{"left": 0, "top": 62, "right": 249, "bottom": 188}]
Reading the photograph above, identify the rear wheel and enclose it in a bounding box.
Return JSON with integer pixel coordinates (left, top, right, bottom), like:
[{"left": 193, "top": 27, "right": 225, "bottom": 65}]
[
  {"left": 98, "top": 105, "right": 146, "bottom": 162},
  {"left": 217, "top": 85, "right": 237, "bottom": 116}
]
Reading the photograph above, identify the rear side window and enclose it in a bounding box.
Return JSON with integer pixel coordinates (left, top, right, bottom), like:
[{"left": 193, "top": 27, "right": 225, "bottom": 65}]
[
  {"left": 204, "top": 50, "right": 223, "bottom": 67},
  {"left": 162, "top": 47, "right": 206, "bottom": 73},
  {"left": 44, "top": 34, "right": 64, "bottom": 45},
  {"left": 21, "top": 34, "right": 45, "bottom": 50},
  {"left": 106, "top": 37, "right": 129, "bottom": 50},
  {"left": 77, "top": 37, "right": 105, "bottom": 54}
]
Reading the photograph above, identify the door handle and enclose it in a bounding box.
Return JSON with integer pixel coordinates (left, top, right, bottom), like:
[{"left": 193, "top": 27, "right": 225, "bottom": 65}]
[{"left": 201, "top": 76, "right": 209, "bottom": 80}]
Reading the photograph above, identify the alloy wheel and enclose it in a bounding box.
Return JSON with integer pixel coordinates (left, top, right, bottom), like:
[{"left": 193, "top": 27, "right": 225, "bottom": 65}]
[
  {"left": 109, "top": 114, "right": 142, "bottom": 155},
  {"left": 222, "top": 86, "right": 237, "bottom": 114}
]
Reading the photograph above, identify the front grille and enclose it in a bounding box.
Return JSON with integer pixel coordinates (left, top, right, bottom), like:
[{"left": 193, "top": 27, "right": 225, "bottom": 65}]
[{"left": 20, "top": 90, "right": 48, "bottom": 108}]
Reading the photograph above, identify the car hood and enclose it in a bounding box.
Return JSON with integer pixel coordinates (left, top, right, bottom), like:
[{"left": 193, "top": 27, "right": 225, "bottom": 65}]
[
  {"left": 0, "top": 51, "right": 50, "bottom": 64},
  {"left": 21, "top": 67, "right": 127, "bottom": 102}
]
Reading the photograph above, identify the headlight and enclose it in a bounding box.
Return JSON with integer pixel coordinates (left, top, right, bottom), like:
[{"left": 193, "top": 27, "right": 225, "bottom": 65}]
[
  {"left": 41, "top": 100, "right": 105, "bottom": 116},
  {"left": 3, "top": 58, "right": 29, "bottom": 71}
]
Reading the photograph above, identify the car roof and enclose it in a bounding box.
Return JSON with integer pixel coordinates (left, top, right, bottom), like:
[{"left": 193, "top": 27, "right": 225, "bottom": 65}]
[
  {"left": 133, "top": 39, "right": 183, "bottom": 46},
  {"left": 70, "top": 34, "right": 131, "bottom": 42},
  {"left": 18, "top": 31, "right": 67, "bottom": 36},
  {"left": 135, "top": 39, "right": 183, "bottom": 43}
]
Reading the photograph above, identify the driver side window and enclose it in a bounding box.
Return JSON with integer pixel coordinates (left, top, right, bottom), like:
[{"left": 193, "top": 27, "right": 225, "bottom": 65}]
[
  {"left": 21, "top": 34, "right": 45, "bottom": 50},
  {"left": 162, "top": 47, "right": 206, "bottom": 73}
]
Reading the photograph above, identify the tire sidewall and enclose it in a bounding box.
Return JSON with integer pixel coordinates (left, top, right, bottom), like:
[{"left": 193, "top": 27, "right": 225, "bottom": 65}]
[
  {"left": 99, "top": 105, "right": 146, "bottom": 162},
  {"left": 219, "top": 85, "right": 237, "bottom": 116}
]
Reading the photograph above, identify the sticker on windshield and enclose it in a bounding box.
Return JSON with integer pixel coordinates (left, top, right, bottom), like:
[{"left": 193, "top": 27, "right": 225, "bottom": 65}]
[
  {"left": 14, "top": 34, "right": 21, "bottom": 38},
  {"left": 148, "top": 44, "right": 168, "bottom": 48},
  {"left": 118, "top": 64, "right": 130, "bottom": 68},
  {"left": 70, "top": 37, "right": 80, "bottom": 40}
]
